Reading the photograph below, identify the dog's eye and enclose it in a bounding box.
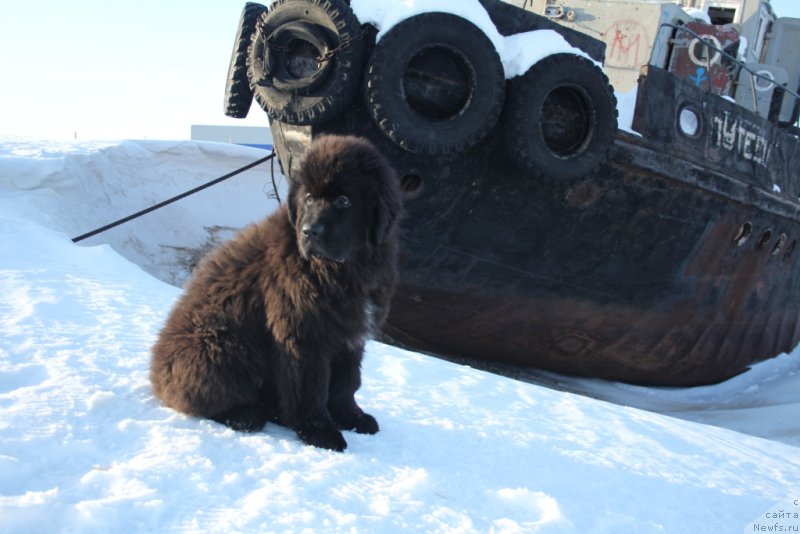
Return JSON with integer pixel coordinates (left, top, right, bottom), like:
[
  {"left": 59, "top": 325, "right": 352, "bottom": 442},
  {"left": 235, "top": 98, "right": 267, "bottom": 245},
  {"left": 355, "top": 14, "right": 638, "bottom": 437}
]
[
  {"left": 304, "top": 194, "right": 314, "bottom": 205},
  {"left": 335, "top": 195, "right": 351, "bottom": 209}
]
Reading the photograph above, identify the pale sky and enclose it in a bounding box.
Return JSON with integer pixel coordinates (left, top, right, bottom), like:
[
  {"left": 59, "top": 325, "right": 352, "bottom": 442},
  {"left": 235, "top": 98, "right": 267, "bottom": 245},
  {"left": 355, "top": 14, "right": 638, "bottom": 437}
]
[
  {"left": 1, "top": 0, "right": 799, "bottom": 141},
  {"left": 0, "top": 1, "right": 266, "bottom": 141}
]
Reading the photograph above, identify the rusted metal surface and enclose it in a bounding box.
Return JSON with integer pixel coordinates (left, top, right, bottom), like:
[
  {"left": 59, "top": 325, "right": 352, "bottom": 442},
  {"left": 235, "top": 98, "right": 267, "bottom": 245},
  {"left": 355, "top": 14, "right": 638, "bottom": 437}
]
[
  {"left": 264, "top": 2, "right": 800, "bottom": 386},
  {"left": 382, "top": 134, "right": 800, "bottom": 385},
  {"left": 667, "top": 22, "right": 740, "bottom": 96},
  {"left": 632, "top": 66, "right": 800, "bottom": 198},
  {"left": 274, "top": 82, "right": 800, "bottom": 385}
]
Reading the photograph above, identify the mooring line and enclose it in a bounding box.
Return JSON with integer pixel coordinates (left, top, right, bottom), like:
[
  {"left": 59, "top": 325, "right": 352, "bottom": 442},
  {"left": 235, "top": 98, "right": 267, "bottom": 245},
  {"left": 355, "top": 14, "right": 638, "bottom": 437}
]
[{"left": 72, "top": 152, "right": 276, "bottom": 243}]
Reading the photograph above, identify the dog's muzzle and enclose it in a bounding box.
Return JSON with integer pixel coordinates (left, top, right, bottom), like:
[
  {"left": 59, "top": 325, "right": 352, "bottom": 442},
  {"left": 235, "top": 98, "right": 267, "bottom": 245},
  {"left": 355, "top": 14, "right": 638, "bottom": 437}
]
[{"left": 301, "top": 223, "right": 346, "bottom": 263}]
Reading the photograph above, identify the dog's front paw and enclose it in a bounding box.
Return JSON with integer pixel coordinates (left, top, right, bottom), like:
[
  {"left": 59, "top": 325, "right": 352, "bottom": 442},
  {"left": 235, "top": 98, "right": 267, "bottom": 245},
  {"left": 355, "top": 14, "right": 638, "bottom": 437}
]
[
  {"left": 296, "top": 422, "right": 347, "bottom": 452},
  {"left": 210, "top": 405, "right": 268, "bottom": 433},
  {"left": 354, "top": 412, "right": 379, "bottom": 435}
]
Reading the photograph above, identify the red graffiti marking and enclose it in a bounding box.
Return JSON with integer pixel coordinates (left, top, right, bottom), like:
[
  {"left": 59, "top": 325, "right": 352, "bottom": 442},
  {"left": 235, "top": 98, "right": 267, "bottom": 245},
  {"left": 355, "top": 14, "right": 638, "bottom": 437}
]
[{"left": 604, "top": 20, "right": 649, "bottom": 69}]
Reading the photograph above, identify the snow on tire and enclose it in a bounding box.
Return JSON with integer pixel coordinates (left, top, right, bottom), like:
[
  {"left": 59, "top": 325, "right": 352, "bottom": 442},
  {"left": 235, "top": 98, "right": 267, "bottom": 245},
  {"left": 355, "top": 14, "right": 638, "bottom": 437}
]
[{"left": 365, "top": 12, "right": 506, "bottom": 156}]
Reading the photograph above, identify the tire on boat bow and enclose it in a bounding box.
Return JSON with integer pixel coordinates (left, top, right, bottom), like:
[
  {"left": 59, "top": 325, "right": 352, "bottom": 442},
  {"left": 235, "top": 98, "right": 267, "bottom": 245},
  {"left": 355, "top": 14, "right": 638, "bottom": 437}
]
[
  {"left": 504, "top": 54, "right": 618, "bottom": 179},
  {"left": 365, "top": 12, "right": 506, "bottom": 156},
  {"left": 247, "top": 0, "right": 365, "bottom": 125},
  {"left": 224, "top": 2, "right": 268, "bottom": 118}
]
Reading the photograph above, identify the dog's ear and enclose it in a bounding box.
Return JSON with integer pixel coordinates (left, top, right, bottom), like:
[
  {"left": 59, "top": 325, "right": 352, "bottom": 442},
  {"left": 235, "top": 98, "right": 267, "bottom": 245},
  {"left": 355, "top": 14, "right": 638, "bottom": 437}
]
[{"left": 286, "top": 179, "right": 299, "bottom": 228}]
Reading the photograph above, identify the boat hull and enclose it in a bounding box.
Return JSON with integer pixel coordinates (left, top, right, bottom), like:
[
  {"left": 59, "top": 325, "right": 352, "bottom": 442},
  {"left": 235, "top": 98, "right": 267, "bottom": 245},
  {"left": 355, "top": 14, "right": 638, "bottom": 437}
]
[
  {"left": 258, "top": 1, "right": 800, "bottom": 386},
  {"left": 271, "top": 87, "right": 800, "bottom": 385},
  {"left": 381, "top": 135, "right": 800, "bottom": 386}
]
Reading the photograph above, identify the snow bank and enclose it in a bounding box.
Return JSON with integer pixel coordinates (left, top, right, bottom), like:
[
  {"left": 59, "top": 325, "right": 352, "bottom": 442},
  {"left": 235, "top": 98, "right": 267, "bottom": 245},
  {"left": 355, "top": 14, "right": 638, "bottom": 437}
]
[
  {"left": 1, "top": 140, "right": 799, "bottom": 532},
  {"left": 0, "top": 220, "right": 798, "bottom": 532},
  {"left": 535, "top": 345, "right": 800, "bottom": 448},
  {"left": 0, "top": 140, "right": 285, "bottom": 287}
]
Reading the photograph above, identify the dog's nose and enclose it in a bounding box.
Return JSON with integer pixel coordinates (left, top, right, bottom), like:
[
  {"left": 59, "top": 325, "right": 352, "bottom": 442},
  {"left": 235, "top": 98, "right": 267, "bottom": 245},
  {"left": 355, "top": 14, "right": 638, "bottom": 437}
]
[{"left": 302, "top": 223, "right": 324, "bottom": 238}]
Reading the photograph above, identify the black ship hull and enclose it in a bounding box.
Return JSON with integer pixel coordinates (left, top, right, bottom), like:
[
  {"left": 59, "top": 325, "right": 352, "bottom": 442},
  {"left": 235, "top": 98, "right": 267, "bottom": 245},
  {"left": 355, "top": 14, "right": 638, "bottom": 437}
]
[
  {"left": 230, "top": 0, "right": 800, "bottom": 385},
  {"left": 271, "top": 86, "right": 800, "bottom": 385}
]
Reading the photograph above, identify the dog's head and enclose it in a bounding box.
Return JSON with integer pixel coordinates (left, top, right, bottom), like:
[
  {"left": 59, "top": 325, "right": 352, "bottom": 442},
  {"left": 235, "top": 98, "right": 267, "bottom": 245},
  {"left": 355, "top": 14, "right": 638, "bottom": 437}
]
[{"left": 288, "top": 135, "right": 401, "bottom": 264}]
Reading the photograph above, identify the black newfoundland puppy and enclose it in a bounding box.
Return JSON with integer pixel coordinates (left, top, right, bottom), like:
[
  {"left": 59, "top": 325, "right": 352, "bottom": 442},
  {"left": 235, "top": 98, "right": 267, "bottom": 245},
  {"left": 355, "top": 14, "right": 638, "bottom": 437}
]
[{"left": 150, "top": 135, "right": 402, "bottom": 451}]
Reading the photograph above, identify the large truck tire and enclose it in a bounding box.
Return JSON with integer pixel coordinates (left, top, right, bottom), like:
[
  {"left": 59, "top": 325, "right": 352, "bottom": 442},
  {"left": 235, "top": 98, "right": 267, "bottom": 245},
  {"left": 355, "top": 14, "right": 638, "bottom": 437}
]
[
  {"left": 248, "top": 0, "right": 365, "bottom": 125},
  {"left": 504, "top": 54, "right": 618, "bottom": 180},
  {"left": 365, "top": 12, "right": 506, "bottom": 156},
  {"left": 224, "top": 2, "right": 269, "bottom": 119}
]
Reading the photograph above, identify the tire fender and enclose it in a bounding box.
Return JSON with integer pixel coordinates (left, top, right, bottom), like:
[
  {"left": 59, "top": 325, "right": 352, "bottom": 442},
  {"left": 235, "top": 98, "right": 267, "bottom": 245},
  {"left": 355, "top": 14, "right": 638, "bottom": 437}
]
[
  {"left": 224, "top": 2, "right": 269, "bottom": 119},
  {"left": 248, "top": 0, "right": 365, "bottom": 125},
  {"left": 365, "top": 12, "right": 506, "bottom": 156},
  {"left": 503, "top": 53, "right": 618, "bottom": 180}
]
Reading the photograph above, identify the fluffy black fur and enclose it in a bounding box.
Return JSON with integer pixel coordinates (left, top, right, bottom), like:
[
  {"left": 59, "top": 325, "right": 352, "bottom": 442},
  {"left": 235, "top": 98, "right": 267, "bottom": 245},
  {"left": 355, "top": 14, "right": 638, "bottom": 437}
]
[{"left": 149, "top": 135, "right": 402, "bottom": 451}]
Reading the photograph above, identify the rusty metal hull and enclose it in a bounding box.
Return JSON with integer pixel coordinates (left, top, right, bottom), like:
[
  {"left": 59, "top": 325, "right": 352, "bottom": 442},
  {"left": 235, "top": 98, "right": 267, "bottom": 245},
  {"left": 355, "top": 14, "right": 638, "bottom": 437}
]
[
  {"left": 260, "top": 0, "right": 800, "bottom": 386},
  {"left": 270, "top": 70, "right": 800, "bottom": 385},
  {"left": 381, "top": 133, "right": 800, "bottom": 386}
]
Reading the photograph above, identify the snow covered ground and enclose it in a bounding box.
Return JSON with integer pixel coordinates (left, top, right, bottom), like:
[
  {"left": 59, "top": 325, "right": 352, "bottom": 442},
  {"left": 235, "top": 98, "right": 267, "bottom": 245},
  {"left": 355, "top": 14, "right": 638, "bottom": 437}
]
[{"left": 1, "top": 139, "right": 799, "bottom": 533}]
